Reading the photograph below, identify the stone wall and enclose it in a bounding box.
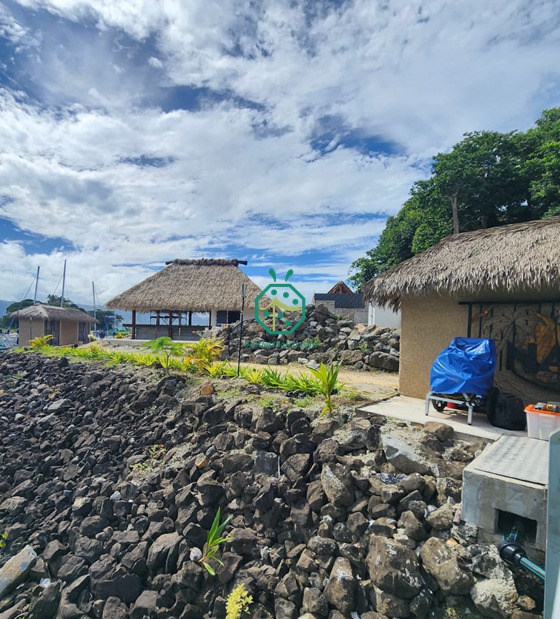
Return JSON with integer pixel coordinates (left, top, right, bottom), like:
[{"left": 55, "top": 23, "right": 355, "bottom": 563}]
[{"left": 214, "top": 304, "right": 400, "bottom": 372}]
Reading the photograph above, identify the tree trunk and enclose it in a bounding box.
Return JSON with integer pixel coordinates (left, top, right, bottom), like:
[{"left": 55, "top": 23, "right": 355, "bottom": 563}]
[{"left": 450, "top": 194, "right": 460, "bottom": 234}]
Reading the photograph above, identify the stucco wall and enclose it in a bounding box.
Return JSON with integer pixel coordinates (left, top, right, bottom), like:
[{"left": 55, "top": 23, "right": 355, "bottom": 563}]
[
  {"left": 60, "top": 321, "right": 79, "bottom": 346},
  {"left": 368, "top": 304, "right": 401, "bottom": 328},
  {"left": 18, "top": 319, "right": 46, "bottom": 347},
  {"left": 399, "top": 296, "right": 468, "bottom": 398},
  {"left": 315, "top": 300, "right": 367, "bottom": 323}
]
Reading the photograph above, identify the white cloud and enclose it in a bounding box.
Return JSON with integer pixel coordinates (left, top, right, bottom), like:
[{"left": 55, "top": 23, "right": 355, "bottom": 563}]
[{"left": 0, "top": 0, "right": 559, "bottom": 304}]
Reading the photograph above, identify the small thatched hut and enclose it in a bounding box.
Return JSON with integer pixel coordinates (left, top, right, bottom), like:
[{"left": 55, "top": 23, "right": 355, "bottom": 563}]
[
  {"left": 106, "top": 259, "right": 261, "bottom": 340},
  {"left": 12, "top": 304, "right": 97, "bottom": 347},
  {"left": 364, "top": 217, "right": 560, "bottom": 402}
]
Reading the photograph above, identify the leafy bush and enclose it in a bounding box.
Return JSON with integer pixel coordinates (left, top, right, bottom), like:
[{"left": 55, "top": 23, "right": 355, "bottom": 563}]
[
  {"left": 226, "top": 584, "right": 253, "bottom": 619},
  {"left": 29, "top": 334, "right": 54, "bottom": 349},
  {"left": 184, "top": 337, "right": 224, "bottom": 371},
  {"left": 260, "top": 368, "right": 284, "bottom": 389},
  {"left": 240, "top": 368, "right": 263, "bottom": 384}
]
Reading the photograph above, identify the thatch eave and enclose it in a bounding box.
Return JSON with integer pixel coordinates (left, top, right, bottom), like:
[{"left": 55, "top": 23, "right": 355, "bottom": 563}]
[
  {"left": 11, "top": 304, "right": 98, "bottom": 323},
  {"left": 363, "top": 217, "right": 560, "bottom": 310}
]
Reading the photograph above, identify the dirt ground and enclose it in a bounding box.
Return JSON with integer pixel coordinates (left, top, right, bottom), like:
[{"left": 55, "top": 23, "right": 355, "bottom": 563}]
[{"left": 97, "top": 339, "right": 399, "bottom": 403}]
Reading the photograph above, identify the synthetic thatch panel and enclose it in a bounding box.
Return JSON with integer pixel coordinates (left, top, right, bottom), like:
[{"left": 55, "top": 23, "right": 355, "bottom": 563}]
[
  {"left": 364, "top": 217, "right": 560, "bottom": 310},
  {"left": 11, "top": 304, "right": 98, "bottom": 323},
  {"left": 106, "top": 259, "right": 261, "bottom": 313}
]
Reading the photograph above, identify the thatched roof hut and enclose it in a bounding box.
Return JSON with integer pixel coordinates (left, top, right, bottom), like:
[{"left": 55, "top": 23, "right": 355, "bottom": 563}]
[
  {"left": 106, "top": 259, "right": 260, "bottom": 313},
  {"left": 362, "top": 218, "right": 560, "bottom": 403},
  {"left": 11, "top": 304, "right": 97, "bottom": 347},
  {"left": 11, "top": 304, "right": 97, "bottom": 323},
  {"left": 364, "top": 217, "right": 560, "bottom": 311}
]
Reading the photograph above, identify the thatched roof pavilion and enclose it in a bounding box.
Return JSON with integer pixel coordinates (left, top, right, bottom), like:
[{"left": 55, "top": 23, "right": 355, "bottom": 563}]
[
  {"left": 364, "top": 217, "right": 560, "bottom": 311},
  {"left": 106, "top": 259, "right": 261, "bottom": 339},
  {"left": 363, "top": 218, "right": 560, "bottom": 403},
  {"left": 11, "top": 304, "right": 97, "bottom": 347}
]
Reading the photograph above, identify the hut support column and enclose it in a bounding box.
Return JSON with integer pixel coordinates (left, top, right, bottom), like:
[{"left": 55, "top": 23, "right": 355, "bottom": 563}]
[
  {"left": 132, "top": 310, "right": 136, "bottom": 340},
  {"left": 168, "top": 312, "right": 173, "bottom": 339},
  {"left": 188, "top": 311, "right": 192, "bottom": 326},
  {"left": 208, "top": 311, "right": 212, "bottom": 328}
]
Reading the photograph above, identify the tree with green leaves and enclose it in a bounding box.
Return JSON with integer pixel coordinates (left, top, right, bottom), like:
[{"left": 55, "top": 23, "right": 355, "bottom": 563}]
[
  {"left": 1, "top": 299, "right": 35, "bottom": 329},
  {"left": 350, "top": 107, "right": 560, "bottom": 289}
]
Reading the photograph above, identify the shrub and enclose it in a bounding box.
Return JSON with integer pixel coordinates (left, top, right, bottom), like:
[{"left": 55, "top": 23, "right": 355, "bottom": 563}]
[
  {"left": 141, "top": 337, "right": 187, "bottom": 374},
  {"left": 184, "top": 337, "right": 224, "bottom": 372},
  {"left": 226, "top": 584, "right": 253, "bottom": 619},
  {"left": 29, "top": 334, "right": 54, "bottom": 349}
]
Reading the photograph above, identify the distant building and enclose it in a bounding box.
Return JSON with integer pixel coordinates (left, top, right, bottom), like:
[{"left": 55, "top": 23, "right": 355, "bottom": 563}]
[
  {"left": 313, "top": 281, "right": 401, "bottom": 327},
  {"left": 106, "top": 258, "right": 261, "bottom": 340},
  {"left": 11, "top": 304, "right": 97, "bottom": 346}
]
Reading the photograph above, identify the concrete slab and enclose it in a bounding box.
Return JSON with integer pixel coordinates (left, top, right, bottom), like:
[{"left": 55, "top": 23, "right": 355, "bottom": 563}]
[{"left": 358, "top": 395, "right": 528, "bottom": 442}]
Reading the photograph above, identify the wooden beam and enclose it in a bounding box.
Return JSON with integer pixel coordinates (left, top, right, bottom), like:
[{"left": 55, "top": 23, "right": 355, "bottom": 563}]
[
  {"left": 131, "top": 310, "right": 137, "bottom": 340},
  {"left": 168, "top": 311, "right": 173, "bottom": 338}
]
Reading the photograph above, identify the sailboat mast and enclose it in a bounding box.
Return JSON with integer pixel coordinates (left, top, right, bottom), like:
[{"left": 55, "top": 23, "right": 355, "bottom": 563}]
[
  {"left": 33, "top": 266, "right": 40, "bottom": 304},
  {"left": 60, "top": 260, "right": 67, "bottom": 307},
  {"left": 92, "top": 281, "right": 96, "bottom": 323}
]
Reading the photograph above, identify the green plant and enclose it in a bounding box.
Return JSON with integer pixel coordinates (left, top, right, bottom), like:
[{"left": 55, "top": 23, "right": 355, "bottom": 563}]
[
  {"left": 130, "top": 444, "right": 167, "bottom": 475},
  {"left": 226, "top": 584, "right": 253, "bottom": 619},
  {"left": 260, "top": 368, "right": 284, "bottom": 389},
  {"left": 199, "top": 508, "right": 232, "bottom": 575},
  {"left": 240, "top": 368, "right": 263, "bottom": 384},
  {"left": 308, "top": 363, "right": 344, "bottom": 416},
  {"left": 0, "top": 531, "right": 7, "bottom": 549},
  {"left": 185, "top": 337, "right": 224, "bottom": 372},
  {"left": 280, "top": 371, "right": 320, "bottom": 396},
  {"left": 115, "top": 331, "right": 126, "bottom": 339},
  {"left": 141, "top": 337, "right": 187, "bottom": 374},
  {"left": 204, "top": 361, "right": 228, "bottom": 377},
  {"left": 358, "top": 341, "right": 369, "bottom": 352},
  {"left": 294, "top": 395, "right": 314, "bottom": 408},
  {"left": 29, "top": 334, "right": 54, "bottom": 349}
]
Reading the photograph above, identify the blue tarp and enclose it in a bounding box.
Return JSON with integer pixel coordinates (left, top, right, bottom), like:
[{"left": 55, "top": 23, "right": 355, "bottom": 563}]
[{"left": 430, "top": 337, "right": 496, "bottom": 396}]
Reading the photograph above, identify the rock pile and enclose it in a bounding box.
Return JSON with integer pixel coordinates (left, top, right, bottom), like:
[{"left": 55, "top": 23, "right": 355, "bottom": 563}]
[
  {"left": 215, "top": 304, "right": 400, "bottom": 372},
  {"left": 0, "top": 353, "right": 543, "bottom": 618}
]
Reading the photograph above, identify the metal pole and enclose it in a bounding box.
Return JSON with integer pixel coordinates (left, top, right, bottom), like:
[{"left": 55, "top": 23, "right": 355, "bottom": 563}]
[
  {"left": 60, "top": 260, "right": 67, "bottom": 307},
  {"left": 237, "top": 283, "right": 246, "bottom": 377},
  {"left": 92, "top": 282, "right": 96, "bottom": 335},
  {"left": 33, "top": 266, "right": 40, "bottom": 304}
]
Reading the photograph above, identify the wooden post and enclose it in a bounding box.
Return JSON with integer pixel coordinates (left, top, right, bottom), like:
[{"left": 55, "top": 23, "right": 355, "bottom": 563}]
[
  {"left": 168, "top": 311, "right": 173, "bottom": 339},
  {"left": 132, "top": 310, "right": 137, "bottom": 340},
  {"left": 188, "top": 311, "right": 192, "bottom": 326},
  {"left": 208, "top": 311, "right": 212, "bottom": 328}
]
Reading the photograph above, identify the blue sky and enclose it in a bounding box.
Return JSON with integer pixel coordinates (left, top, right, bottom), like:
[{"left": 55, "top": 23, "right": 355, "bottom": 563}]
[{"left": 0, "top": 0, "right": 559, "bottom": 305}]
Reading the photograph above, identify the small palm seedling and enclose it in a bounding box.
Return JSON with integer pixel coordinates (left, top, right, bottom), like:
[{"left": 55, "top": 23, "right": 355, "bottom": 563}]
[
  {"left": 308, "top": 362, "right": 344, "bottom": 416},
  {"left": 198, "top": 508, "right": 232, "bottom": 576},
  {"left": 185, "top": 337, "right": 224, "bottom": 372},
  {"left": 226, "top": 584, "right": 253, "bottom": 619},
  {"left": 141, "top": 337, "right": 187, "bottom": 374}
]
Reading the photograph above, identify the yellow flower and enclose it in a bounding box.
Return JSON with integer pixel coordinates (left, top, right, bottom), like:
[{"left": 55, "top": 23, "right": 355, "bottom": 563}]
[{"left": 225, "top": 584, "right": 253, "bottom": 619}]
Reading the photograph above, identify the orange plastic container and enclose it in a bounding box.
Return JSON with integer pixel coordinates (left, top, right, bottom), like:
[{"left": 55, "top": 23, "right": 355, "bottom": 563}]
[{"left": 525, "top": 405, "right": 560, "bottom": 441}]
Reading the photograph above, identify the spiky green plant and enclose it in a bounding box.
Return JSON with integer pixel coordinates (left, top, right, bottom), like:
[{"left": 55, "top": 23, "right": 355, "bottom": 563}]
[
  {"left": 241, "top": 368, "right": 264, "bottom": 384},
  {"left": 308, "top": 363, "right": 344, "bottom": 416},
  {"left": 260, "top": 368, "right": 284, "bottom": 389},
  {"left": 199, "top": 508, "right": 232, "bottom": 576}
]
